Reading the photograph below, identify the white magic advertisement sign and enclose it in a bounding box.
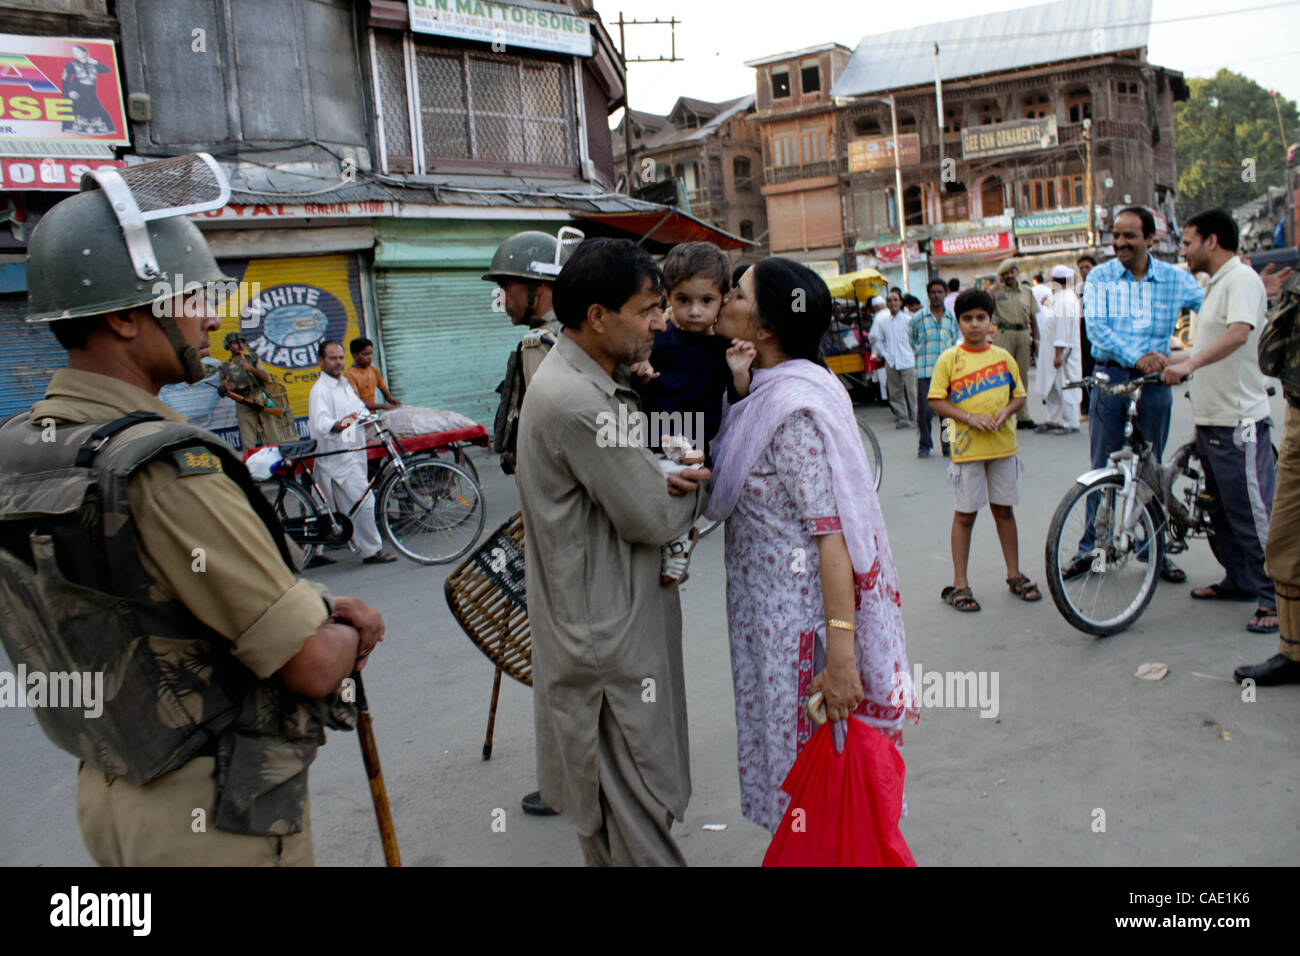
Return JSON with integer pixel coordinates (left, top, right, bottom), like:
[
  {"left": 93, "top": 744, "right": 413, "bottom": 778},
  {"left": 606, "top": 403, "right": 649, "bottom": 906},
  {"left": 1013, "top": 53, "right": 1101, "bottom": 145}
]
[{"left": 408, "top": 0, "right": 593, "bottom": 57}]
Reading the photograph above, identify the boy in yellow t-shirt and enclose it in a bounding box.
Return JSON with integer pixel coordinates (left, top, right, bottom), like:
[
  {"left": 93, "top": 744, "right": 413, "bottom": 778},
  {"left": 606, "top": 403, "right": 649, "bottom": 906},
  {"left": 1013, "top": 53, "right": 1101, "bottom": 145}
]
[{"left": 927, "top": 288, "right": 1041, "bottom": 612}]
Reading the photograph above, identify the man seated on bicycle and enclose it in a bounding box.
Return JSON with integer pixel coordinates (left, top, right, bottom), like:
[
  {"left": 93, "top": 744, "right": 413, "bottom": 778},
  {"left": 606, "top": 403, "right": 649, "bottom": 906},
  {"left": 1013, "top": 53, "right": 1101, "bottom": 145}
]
[
  {"left": 307, "top": 339, "right": 397, "bottom": 565},
  {"left": 1161, "top": 209, "right": 1277, "bottom": 634}
]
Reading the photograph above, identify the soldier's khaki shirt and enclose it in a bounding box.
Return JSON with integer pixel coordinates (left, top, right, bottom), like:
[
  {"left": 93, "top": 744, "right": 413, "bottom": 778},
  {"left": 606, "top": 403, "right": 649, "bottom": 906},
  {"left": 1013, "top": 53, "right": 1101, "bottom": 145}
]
[
  {"left": 992, "top": 284, "right": 1036, "bottom": 330},
  {"left": 30, "top": 369, "right": 328, "bottom": 679},
  {"left": 520, "top": 311, "right": 561, "bottom": 387}
]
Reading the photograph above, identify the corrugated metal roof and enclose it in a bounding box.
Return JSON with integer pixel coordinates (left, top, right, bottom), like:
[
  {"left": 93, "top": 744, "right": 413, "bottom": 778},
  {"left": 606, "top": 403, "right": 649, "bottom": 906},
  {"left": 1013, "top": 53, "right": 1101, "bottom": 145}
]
[
  {"left": 614, "top": 95, "right": 755, "bottom": 156},
  {"left": 830, "top": 0, "right": 1152, "bottom": 98}
]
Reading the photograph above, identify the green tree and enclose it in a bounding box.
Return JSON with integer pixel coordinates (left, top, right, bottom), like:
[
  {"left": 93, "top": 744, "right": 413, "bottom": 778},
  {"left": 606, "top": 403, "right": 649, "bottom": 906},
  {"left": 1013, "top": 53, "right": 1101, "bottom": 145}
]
[{"left": 1175, "top": 69, "right": 1297, "bottom": 215}]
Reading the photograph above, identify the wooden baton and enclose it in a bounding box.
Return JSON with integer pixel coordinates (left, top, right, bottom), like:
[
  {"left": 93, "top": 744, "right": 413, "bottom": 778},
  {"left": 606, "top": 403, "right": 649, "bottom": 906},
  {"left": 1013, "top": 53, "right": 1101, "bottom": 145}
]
[{"left": 351, "top": 670, "right": 401, "bottom": 867}]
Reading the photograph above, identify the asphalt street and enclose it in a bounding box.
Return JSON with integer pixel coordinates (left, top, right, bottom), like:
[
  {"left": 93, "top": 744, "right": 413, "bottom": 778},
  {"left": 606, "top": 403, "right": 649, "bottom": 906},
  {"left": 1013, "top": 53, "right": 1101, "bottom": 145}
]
[{"left": 3, "top": 375, "right": 1298, "bottom": 866}]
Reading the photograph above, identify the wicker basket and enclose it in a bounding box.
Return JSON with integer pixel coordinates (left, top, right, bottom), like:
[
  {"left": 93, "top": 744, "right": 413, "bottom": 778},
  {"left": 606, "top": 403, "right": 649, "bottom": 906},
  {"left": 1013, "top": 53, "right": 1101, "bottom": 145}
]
[{"left": 444, "top": 510, "right": 532, "bottom": 758}]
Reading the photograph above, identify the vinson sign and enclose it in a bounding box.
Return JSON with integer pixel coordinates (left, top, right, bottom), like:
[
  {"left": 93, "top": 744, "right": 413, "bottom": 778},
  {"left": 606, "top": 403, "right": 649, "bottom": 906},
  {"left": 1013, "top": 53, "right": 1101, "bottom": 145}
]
[{"left": 408, "top": 0, "right": 593, "bottom": 57}]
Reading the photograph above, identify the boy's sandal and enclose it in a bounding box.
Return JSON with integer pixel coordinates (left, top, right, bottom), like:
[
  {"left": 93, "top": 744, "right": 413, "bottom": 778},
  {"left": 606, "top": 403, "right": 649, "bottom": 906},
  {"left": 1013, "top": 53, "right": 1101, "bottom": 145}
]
[
  {"left": 941, "top": 585, "right": 981, "bottom": 612},
  {"left": 1007, "top": 575, "right": 1042, "bottom": 601},
  {"left": 1247, "top": 608, "right": 1280, "bottom": 633}
]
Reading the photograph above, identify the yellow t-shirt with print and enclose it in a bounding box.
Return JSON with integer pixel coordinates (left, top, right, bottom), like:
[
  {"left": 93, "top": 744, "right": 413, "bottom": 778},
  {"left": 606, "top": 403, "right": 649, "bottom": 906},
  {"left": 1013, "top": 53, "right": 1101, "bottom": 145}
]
[{"left": 928, "top": 343, "right": 1026, "bottom": 463}]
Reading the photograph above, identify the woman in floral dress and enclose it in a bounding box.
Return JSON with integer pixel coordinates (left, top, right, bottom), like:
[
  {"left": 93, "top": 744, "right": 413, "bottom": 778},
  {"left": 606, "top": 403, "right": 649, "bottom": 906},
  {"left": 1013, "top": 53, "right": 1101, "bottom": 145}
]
[{"left": 707, "top": 259, "right": 917, "bottom": 834}]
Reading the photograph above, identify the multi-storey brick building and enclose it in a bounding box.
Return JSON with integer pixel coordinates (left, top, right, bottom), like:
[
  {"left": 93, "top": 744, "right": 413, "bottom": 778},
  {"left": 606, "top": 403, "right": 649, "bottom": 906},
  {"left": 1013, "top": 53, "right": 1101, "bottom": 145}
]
[
  {"left": 613, "top": 95, "right": 767, "bottom": 262},
  {"left": 745, "top": 0, "right": 1187, "bottom": 289},
  {"left": 743, "top": 43, "right": 853, "bottom": 277}
]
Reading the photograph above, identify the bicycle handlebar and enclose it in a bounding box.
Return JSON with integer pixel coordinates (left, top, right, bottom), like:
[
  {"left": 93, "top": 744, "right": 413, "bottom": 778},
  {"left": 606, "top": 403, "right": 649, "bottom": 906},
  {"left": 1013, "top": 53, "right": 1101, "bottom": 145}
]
[{"left": 1064, "top": 370, "right": 1189, "bottom": 395}]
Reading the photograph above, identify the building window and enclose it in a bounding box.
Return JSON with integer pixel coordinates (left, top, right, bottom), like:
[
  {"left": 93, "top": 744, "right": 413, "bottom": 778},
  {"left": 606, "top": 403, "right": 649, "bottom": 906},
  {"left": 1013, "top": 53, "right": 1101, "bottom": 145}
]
[
  {"left": 981, "top": 176, "right": 1005, "bottom": 215},
  {"left": 898, "top": 111, "right": 917, "bottom": 133},
  {"left": 943, "top": 106, "right": 962, "bottom": 133},
  {"left": 854, "top": 115, "right": 883, "bottom": 137},
  {"left": 739, "top": 220, "right": 754, "bottom": 240},
  {"left": 734, "top": 157, "right": 753, "bottom": 191},
  {"left": 772, "top": 127, "right": 826, "bottom": 167},
  {"left": 977, "top": 101, "right": 1003, "bottom": 126},
  {"left": 1018, "top": 175, "right": 1086, "bottom": 212},
  {"left": 940, "top": 182, "right": 968, "bottom": 221},
  {"left": 1066, "top": 88, "right": 1092, "bottom": 124},
  {"left": 772, "top": 69, "right": 791, "bottom": 99},
  {"left": 801, "top": 63, "right": 820, "bottom": 94},
  {"left": 1022, "top": 92, "right": 1051, "bottom": 119},
  {"left": 903, "top": 184, "right": 925, "bottom": 225},
  {"left": 379, "top": 38, "right": 577, "bottom": 170}
]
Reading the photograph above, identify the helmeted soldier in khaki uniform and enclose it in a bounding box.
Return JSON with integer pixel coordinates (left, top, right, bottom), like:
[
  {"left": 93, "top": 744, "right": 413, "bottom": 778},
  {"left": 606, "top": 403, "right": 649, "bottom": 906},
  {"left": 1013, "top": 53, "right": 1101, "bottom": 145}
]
[
  {"left": 0, "top": 155, "right": 384, "bottom": 866},
  {"left": 218, "top": 330, "right": 295, "bottom": 450},
  {"left": 484, "top": 227, "right": 580, "bottom": 817},
  {"left": 992, "top": 258, "right": 1039, "bottom": 429}
]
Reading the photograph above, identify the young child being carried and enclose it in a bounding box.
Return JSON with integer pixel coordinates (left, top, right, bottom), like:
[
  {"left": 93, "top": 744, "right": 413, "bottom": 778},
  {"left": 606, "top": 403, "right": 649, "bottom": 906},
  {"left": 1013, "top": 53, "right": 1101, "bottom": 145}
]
[
  {"left": 633, "top": 241, "right": 754, "bottom": 585},
  {"left": 925, "top": 288, "right": 1041, "bottom": 613}
]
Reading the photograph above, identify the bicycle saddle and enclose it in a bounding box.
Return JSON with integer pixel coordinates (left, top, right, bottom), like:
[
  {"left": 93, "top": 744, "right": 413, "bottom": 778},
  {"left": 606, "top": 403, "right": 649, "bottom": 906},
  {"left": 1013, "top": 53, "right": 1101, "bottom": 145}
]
[{"left": 277, "top": 440, "right": 317, "bottom": 458}]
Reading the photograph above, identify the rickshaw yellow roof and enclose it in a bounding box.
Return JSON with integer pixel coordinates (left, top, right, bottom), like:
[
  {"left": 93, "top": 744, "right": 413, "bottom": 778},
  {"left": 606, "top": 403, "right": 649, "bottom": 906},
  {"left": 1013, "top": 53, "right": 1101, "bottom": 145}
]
[{"left": 825, "top": 268, "right": 888, "bottom": 300}]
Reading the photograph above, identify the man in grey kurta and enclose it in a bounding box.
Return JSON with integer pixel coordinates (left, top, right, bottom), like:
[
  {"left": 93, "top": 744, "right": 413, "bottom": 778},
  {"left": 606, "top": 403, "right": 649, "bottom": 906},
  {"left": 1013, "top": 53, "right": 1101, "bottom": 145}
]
[{"left": 516, "top": 238, "right": 707, "bottom": 866}]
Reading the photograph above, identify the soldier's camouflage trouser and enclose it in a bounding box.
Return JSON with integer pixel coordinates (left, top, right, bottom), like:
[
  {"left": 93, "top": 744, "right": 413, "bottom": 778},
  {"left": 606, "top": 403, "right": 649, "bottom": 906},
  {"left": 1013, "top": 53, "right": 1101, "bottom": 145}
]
[
  {"left": 77, "top": 757, "right": 314, "bottom": 866},
  {"left": 1266, "top": 404, "right": 1300, "bottom": 662}
]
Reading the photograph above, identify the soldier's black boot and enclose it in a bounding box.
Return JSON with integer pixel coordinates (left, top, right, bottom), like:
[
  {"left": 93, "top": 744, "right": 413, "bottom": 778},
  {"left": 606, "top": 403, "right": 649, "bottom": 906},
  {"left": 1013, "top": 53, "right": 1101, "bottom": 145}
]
[
  {"left": 1234, "top": 654, "right": 1300, "bottom": 686},
  {"left": 521, "top": 790, "right": 557, "bottom": 816}
]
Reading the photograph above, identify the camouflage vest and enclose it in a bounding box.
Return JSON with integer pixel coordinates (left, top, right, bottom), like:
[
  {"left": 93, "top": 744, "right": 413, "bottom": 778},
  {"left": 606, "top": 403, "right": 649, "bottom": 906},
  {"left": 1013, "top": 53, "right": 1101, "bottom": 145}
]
[
  {"left": 0, "top": 411, "right": 354, "bottom": 836},
  {"left": 492, "top": 327, "right": 556, "bottom": 476},
  {"left": 1259, "top": 271, "right": 1300, "bottom": 408}
]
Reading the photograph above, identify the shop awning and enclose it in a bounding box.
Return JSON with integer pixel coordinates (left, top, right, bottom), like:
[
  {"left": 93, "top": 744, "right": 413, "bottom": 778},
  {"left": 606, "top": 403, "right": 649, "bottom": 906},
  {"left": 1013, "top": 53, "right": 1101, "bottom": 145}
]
[{"left": 572, "top": 208, "right": 754, "bottom": 252}]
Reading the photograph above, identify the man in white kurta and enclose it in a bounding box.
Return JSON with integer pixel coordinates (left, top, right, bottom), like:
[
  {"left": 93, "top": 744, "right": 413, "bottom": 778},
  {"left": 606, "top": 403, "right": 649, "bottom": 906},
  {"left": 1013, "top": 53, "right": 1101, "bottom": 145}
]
[
  {"left": 516, "top": 238, "right": 707, "bottom": 866},
  {"left": 307, "top": 340, "right": 392, "bottom": 562},
  {"left": 1045, "top": 266, "right": 1083, "bottom": 430}
]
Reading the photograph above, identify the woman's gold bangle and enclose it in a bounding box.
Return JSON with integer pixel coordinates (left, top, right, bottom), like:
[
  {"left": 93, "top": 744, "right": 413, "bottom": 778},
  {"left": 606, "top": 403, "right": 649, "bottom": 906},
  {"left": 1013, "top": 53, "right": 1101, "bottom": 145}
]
[{"left": 827, "top": 618, "right": 855, "bottom": 632}]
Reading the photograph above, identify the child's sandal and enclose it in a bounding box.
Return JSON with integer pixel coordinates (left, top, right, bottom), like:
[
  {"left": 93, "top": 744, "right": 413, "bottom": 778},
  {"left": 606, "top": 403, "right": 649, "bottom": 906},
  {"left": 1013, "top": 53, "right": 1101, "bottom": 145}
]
[
  {"left": 1007, "top": 574, "right": 1042, "bottom": 601},
  {"left": 941, "top": 585, "right": 981, "bottom": 612}
]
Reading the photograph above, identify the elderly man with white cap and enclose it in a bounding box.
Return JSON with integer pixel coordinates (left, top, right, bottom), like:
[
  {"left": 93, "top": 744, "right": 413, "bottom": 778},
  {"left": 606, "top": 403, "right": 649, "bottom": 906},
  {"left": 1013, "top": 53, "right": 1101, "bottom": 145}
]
[{"left": 1043, "top": 264, "right": 1083, "bottom": 433}]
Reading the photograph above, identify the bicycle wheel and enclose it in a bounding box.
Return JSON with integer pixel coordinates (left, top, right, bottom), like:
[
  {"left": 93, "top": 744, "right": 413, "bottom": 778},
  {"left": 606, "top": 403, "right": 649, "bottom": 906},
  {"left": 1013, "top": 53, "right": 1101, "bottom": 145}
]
[
  {"left": 858, "top": 420, "right": 884, "bottom": 491},
  {"left": 378, "top": 460, "right": 486, "bottom": 564},
  {"left": 1045, "top": 475, "right": 1164, "bottom": 636},
  {"left": 258, "top": 479, "right": 322, "bottom": 567}
]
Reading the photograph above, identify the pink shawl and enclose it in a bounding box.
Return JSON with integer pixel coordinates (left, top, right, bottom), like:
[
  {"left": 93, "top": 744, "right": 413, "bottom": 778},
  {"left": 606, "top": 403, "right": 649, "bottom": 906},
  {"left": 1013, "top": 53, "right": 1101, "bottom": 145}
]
[{"left": 707, "top": 359, "right": 914, "bottom": 732}]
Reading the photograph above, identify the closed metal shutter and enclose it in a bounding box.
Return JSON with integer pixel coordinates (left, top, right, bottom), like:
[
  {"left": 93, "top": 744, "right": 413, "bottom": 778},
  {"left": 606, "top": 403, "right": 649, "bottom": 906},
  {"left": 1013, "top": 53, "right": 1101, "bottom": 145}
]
[
  {"left": 375, "top": 269, "right": 523, "bottom": 425},
  {"left": 0, "top": 296, "right": 67, "bottom": 420}
]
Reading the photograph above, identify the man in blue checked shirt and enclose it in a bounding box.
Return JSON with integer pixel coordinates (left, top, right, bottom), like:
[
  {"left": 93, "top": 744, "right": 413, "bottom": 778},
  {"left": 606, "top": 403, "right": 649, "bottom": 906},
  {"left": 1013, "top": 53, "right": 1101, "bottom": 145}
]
[
  {"left": 1064, "top": 206, "right": 1204, "bottom": 582},
  {"left": 910, "top": 277, "right": 959, "bottom": 458}
]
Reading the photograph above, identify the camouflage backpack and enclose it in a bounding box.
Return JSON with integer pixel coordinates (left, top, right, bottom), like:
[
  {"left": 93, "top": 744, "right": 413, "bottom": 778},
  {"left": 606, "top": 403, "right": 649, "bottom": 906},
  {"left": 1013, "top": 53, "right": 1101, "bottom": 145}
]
[{"left": 1259, "top": 270, "right": 1300, "bottom": 407}]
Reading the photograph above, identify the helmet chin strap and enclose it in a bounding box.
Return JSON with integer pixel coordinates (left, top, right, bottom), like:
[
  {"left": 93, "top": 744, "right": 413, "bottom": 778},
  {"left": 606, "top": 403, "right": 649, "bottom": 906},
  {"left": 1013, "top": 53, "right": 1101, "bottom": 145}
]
[{"left": 156, "top": 312, "right": 206, "bottom": 384}]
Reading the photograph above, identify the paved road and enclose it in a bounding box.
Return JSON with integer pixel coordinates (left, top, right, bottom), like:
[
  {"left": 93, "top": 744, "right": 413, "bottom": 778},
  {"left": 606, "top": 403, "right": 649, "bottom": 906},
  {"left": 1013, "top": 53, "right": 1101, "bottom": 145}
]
[{"left": 3, "top": 382, "right": 1298, "bottom": 866}]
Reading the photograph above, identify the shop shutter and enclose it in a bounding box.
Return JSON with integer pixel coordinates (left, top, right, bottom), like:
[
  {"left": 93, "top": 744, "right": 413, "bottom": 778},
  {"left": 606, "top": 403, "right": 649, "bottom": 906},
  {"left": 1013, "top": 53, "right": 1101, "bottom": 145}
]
[
  {"left": 0, "top": 295, "right": 67, "bottom": 421},
  {"left": 375, "top": 269, "right": 523, "bottom": 425}
]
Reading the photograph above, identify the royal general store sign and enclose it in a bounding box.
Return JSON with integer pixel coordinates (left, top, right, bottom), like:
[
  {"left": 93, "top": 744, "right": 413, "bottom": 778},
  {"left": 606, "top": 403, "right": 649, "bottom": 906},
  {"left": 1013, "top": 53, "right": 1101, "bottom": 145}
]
[{"left": 408, "top": 0, "right": 593, "bottom": 56}]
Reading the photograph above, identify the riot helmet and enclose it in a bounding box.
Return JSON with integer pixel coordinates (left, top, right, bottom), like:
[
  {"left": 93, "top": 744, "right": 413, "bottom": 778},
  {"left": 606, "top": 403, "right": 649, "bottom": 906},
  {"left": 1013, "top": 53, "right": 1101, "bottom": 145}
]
[{"left": 25, "top": 153, "right": 233, "bottom": 383}]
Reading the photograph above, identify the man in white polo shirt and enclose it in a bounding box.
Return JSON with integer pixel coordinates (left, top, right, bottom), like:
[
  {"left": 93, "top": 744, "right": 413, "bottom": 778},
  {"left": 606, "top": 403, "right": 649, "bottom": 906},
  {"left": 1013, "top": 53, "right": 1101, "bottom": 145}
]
[{"left": 1163, "top": 209, "right": 1275, "bottom": 633}]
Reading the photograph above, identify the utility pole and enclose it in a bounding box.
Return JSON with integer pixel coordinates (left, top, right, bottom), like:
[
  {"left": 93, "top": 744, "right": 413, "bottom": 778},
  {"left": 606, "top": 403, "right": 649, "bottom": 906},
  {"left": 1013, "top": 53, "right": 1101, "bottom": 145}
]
[
  {"left": 616, "top": 13, "right": 682, "bottom": 196},
  {"left": 933, "top": 43, "right": 944, "bottom": 189},
  {"left": 890, "top": 95, "right": 908, "bottom": 294},
  {"left": 1083, "top": 117, "right": 1095, "bottom": 248}
]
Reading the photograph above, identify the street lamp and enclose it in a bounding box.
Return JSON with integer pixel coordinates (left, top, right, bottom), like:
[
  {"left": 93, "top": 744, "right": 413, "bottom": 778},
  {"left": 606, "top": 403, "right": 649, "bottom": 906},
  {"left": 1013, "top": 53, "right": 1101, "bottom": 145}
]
[{"left": 852, "top": 93, "right": 908, "bottom": 294}]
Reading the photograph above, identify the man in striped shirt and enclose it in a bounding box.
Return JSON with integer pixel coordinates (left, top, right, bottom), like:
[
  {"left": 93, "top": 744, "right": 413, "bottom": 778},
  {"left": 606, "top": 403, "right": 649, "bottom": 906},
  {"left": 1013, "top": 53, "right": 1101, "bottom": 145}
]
[{"left": 910, "top": 277, "right": 959, "bottom": 458}]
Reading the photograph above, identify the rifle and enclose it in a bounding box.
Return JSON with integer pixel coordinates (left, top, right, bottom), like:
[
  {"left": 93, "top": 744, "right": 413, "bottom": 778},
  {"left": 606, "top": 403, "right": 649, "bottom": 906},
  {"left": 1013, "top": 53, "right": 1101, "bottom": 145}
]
[
  {"left": 351, "top": 671, "right": 401, "bottom": 867},
  {"left": 201, "top": 379, "right": 288, "bottom": 416}
]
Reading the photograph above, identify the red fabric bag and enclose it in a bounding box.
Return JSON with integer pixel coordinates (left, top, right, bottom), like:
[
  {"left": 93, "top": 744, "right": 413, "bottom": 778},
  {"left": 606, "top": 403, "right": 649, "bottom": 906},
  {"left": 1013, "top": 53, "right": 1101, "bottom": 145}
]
[{"left": 762, "top": 718, "right": 916, "bottom": 867}]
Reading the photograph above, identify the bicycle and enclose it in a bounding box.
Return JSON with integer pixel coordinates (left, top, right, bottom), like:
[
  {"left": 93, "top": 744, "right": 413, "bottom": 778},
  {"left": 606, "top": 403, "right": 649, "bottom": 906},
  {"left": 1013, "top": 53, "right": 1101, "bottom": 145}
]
[
  {"left": 255, "top": 412, "right": 486, "bottom": 565},
  {"left": 1043, "top": 370, "right": 1218, "bottom": 636}
]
